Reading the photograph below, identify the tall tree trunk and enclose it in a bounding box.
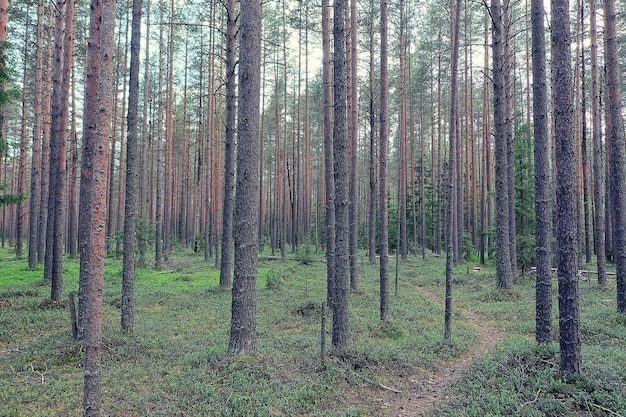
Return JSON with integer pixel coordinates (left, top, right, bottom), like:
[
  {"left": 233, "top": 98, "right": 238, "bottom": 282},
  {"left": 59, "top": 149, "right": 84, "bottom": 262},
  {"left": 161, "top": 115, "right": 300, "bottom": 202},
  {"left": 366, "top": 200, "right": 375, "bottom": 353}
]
[
  {"left": 121, "top": 0, "right": 142, "bottom": 332},
  {"left": 397, "top": 3, "right": 408, "bottom": 261},
  {"left": 504, "top": 2, "right": 516, "bottom": 277},
  {"left": 16, "top": 17, "right": 29, "bottom": 258},
  {"left": 491, "top": 0, "right": 513, "bottom": 290},
  {"left": 28, "top": 0, "right": 45, "bottom": 269},
  {"left": 47, "top": 0, "right": 73, "bottom": 301},
  {"left": 379, "top": 0, "right": 390, "bottom": 322},
  {"left": 163, "top": 0, "right": 175, "bottom": 260},
  {"left": 552, "top": 0, "right": 581, "bottom": 377},
  {"left": 154, "top": 0, "right": 165, "bottom": 269},
  {"left": 322, "top": 0, "right": 335, "bottom": 307},
  {"left": 67, "top": 63, "right": 78, "bottom": 258},
  {"left": 229, "top": 0, "right": 261, "bottom": 355},
  {"left": 531, "top": 0, "right": 552, "bottom": 344},
  {"left": 604, "top": 0, "right": 626, "bottom": 314},
  {"left": 348, "top": 0, "right": 359, "bottom": 290},
  {"left": 579, "top": 3, "right": 591, "bottom": 265},
  {"left": 445, "top": 0, "right": 462, "bottom": 340},
  {"left": 589, "top": 0, "right": 606, "bottom": 286},
  {"left": 80, "top": 0, "right": 116, "bottom": 413},
  {"left": 332, "top": 0, "right": 350, "bottom": 348},
  {"left": 220, "top": 0, "right": 237, "bottom": 289},
  {"left": 367, "top": 0, "right": 376, "bottom": 264},
  {"left": 38, "top": 5, "right": 53, "bottom": 265}
]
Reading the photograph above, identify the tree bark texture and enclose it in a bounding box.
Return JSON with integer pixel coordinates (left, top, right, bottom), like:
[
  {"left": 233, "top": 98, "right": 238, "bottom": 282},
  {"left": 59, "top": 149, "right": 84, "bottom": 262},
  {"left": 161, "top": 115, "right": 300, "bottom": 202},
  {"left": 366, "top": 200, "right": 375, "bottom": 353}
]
[
  {"left": 379, "top": 0, "right": 390, "bottom": 322},
  {"left": 491, "top": 0, "right": 513, "bottom": 290},
  {"left": 28, "top": 0, "right": 45, "bottom": 269},
  {"left": 531, "top": 0, "right": 552, "bottom": 344},
  {"left": 229, "top": 0, "right": 261, "bottom": 355},
  {"left": 122, "top": 0, "right": 142, "bottom": 332},
  {"left": 332, "top": 0, "right": 350, "bottom": 349},
  {"left": 322, "top": 0, "right": 336, "bottom": 309},
  {"left": 220, "top": 0, "right": 237, "bottom": 289},
  {"left": 47, "top": 0, "right": 73, "bottom": 301},
  {"left": 80, "top": 0, "right": 116, "bottom": 413},
  {"left": 589, "top": 0, "right": 606, "bottom": 286},
  {"left": 604, "top": 0, "right": 626, "bottom": 314},
  {"left": 551, "top": 0, "right": 581, "bottom": 377}
]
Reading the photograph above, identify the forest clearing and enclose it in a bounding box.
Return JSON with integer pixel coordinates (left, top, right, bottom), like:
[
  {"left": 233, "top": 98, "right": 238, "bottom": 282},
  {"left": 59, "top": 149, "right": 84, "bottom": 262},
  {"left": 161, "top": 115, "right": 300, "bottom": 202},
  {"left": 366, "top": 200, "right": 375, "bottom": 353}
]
[{"left": 1, "top": 248, "right": 625, "bottom": 416}]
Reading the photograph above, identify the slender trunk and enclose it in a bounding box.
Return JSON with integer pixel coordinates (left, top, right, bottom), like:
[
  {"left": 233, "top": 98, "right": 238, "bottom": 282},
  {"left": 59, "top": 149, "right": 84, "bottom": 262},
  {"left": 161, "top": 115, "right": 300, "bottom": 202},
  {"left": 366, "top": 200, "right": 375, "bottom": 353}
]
[
  {"left": 322, "top": 0, "right": 335, "bottom": 308},
  {"left": 604, "top": 0, "right": 626, "bottom": 314},
  {"left": 589, "top": 0, "right": 606, "bottom": 285},
  {"left": 367, "top": 0, "right": 376, "bottom": 264},
  {"left": 348, "top": 0, "right": 358, "bottom": 290},
  {"left": 532, "top": 0, "right": 552, "bottom": 344},
  {"left": 379, "top": 0, "right": 390, "bottom": 321},
  {"left": 47, "top": 0, "right": 73, "bottom": 301},
  {"left": 220, "top": 0, "right": 237, "bottom": 289},
  {"left": 28, "top": 0, "right": 45, "bottom": 269},
  {"left": 491, "top": 0, "right": 513, "bottom": 289},
  {"left": 445, "top": 0, "right": 461, "bottom": 340},
  {"left": 121, "top": 0, "right": 142, "bottom": 332},
  {"left": 16, "top": 19, "right": 29, "bottom": 257}
]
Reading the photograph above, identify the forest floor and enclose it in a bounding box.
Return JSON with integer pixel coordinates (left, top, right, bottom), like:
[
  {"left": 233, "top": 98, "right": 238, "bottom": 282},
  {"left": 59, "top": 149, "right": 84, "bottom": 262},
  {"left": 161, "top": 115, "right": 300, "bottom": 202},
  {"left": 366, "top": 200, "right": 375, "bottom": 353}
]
[
  {"left": 1, "top": 248, "right": 625, "bottom": 416},
  {"left": 382, "top": 286, "right": 504, "bottom": 416}
]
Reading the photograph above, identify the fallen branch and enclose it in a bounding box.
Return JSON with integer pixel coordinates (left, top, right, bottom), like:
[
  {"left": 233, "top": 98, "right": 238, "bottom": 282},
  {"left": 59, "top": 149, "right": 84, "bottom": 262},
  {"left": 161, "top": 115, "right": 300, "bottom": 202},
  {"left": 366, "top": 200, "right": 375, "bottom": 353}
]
[
  {"left": 588, "top": 402, "right": 623, "bottom": 417},
  {"left": 517, "top": 389, "right": 541, "bottom": 411},
  {"left": 350, "top": 370, "right": 402, "bottom": 394},
  {"left": 30, "top": 364, "right": 45, "bottom": 384},
  {"left": 378, "top": 382, "right": 402, "bottom": 394}
]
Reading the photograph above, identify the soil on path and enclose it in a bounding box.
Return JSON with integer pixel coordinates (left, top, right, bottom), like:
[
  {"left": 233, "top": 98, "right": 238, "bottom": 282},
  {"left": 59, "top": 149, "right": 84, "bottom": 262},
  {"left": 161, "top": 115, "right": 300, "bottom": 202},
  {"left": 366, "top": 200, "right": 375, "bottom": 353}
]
[{"left": 382, "top": 286, "right": 505, "bottom": 417}]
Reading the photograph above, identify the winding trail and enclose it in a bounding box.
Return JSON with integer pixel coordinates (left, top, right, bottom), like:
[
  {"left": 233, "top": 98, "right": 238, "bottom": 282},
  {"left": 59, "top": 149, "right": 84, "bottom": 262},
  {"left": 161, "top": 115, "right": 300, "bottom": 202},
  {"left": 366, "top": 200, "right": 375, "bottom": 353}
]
[{"left": 384, "top": 286, "right": 505, "bottom": 417}]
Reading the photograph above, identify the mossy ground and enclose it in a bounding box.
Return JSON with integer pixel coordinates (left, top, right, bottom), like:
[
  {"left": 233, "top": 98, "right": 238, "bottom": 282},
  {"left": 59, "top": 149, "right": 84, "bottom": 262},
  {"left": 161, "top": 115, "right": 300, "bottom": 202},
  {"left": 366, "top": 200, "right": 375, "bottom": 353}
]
[{"left": 1, "top": 248, "right": 624, "bottom": 416}]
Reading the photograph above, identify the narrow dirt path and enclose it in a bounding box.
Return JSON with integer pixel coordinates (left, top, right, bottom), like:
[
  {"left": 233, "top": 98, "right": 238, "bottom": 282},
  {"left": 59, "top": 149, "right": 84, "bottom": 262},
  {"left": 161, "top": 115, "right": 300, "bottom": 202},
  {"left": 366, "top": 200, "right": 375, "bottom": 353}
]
[{"left": 384, "top": 286, "right": 505, "bottom": 417}]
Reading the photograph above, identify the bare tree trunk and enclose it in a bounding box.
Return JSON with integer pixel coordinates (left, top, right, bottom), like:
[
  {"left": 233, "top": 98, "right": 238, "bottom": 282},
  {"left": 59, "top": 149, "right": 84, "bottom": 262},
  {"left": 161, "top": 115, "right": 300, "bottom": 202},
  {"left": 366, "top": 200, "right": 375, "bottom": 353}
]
[
  {"left": 322, "top": 0, "right": 335, "bottom": 307},
  {"left": 16, "top": 19, "right": 29, "bottom": 258},
  {"left": 504, "top": 2, "right": 516, "bottom": 277},
  {"left": 80, "top": 0, "right": 115, "bottom": 413},
  {"left": 47, "top": 0, "right": 73, "bottom": 301},
  {"left": 589, "top": 0, "right": 606, "bottom": 286},
  {"left": 531, "top": 0, "right": 552, "bottom": 344},
  {"left": 332, "top": 0, "right": 350, "bottom": 348},
  {"left": 367, "top": 0, "right": 376, "bottom": 264},
  {"left": 67, "top": 63, "right": 78, "bottom": 258},
  {"left": 348, "top": 0, "right": 359, "bottom": 290},
  {"left": 604, "top": 0, "right": 626, "bottom": 314},
  {"left": 229, "top": 0, "right": 261, "bottom": 355},
  {"left": 491, "top": 0, "right": 513, "bottom": 290},
  {"left": 121, "top": 0, "right": 142, "bottom": 332},
  {"left": 38, "top": 5, "right": 54, "bottom": 266},
  {"left": 163, "top": 0, "right": 175, "bottom": 260},
  {"left": 154, "top": 0, "right": 165, "bottom": 269},
  {"left": 445, "top": 0, "right": 461, "bottom": 340},
  {"left": 552, "top": 0, "right": 581, "bottom": 377},
  {"left": 28, "top": 0, "right": 46, "bottom": 269},
  {"left": 397, "top": 3, "right": 408, "bottom": 261},
  {"left": 579, "top": 3, "right": 591, "bottom": 265},
  {"left": 379, "top": 0, "right": 390, "bottom": 322},
  {"left": 220, "top": 0, "right": 237, "bottom": 289}
]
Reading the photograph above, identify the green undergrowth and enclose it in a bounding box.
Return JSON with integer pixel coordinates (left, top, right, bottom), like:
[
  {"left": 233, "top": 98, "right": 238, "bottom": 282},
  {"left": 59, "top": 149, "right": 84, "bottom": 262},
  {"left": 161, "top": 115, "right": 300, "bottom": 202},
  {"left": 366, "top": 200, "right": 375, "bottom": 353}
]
[
  {"left": 415, "top": 261, "right": 626, "bottom": 417},
  {"left": 0, "top": 248, "right": 473, "bottom": 416},
  {"left": 1, "top": 247, "right": 625, "bottom": 416}
]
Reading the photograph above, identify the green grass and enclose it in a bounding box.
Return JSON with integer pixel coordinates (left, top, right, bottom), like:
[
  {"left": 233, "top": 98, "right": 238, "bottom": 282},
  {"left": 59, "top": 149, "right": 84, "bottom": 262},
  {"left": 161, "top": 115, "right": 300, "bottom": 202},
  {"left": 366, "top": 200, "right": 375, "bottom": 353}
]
[
  {"left": 426, "top": 263, "right": 626, "bottom": 417},
  {"left": 1, "top": 248, "right": 625, "bottom": 416}
]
